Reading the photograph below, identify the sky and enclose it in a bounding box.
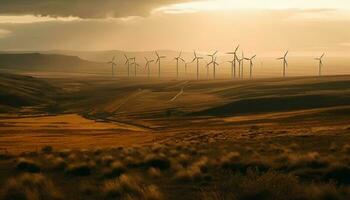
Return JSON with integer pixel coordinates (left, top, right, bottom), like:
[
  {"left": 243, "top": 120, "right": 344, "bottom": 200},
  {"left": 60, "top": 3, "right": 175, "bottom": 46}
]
[{"left": 0, "top": 0, "right": 350, "bottom": 56}]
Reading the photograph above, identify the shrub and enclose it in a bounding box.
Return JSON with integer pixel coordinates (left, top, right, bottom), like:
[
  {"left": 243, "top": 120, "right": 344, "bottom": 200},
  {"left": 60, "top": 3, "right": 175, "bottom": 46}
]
[
  {"left": 101, "top": 174, "right": 162, "bottom": 199},
  {"left": 102, "top": 161, "right": 126, "bottom": 179},
  {"left": 66, "top": 163, "right": 92, "bottom": 176},
  {"left": 175, "top": 157, "right": 209, "bottom": 181},
  {"left": 177, "top": 154, "right": 191, "bottom": 166},
  {"left": 220, "top": 152, "right": 241, "bottom": 169},
  {"left": 100, "top": 155, "right": 115, "bottom": 166},
  {"left": 16, "top": 158, "right": 41, "bottom": 173},
  {"left": 41, "top": 146, "right": 53, "bottom": 154},
  {"left": 143, "top": 154, "right": 171, "bottom": 170},
  {"left": 148, "top": 167, "right": 161, "bottom": 178},
  {"left": 287, "top": 152, "right": 330, "bottom": 170},
  {"left": 324, "top": 164, "right": 350, "bottom": 184},
  {"left": 0, "top": 173, "right": 62, "bottom": 200},
  {"left": 141, "top": 185, "right": 162, "bottom": 200},
  {"left": 58, "top": 149, "right": 71, "bottom": 158},
  {"left": 53, "top": 157, "right": 67, "bottom": 170}
]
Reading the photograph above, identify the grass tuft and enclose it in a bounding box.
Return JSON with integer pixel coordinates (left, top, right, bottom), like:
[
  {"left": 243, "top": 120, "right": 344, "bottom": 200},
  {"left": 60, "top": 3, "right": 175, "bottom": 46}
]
[
  {"left": 16, "top": 158, "right": 41, "bottom": 173},
  {"left": 0, "top": 173, "right": 62, "bottom": 200}
]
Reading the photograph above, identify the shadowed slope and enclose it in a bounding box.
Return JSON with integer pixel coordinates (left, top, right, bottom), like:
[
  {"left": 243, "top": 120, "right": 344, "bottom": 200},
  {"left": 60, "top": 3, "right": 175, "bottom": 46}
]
[
  {"left": 0, "top": 73, "right": 59, "bottom": 111},
  {"left": 192, "top": 94, "right": 350, "bottom": 116}
]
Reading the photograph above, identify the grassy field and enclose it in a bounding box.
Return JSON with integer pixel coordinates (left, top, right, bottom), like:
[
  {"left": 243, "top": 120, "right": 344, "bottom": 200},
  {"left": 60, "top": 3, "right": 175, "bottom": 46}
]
[{"left": 0, "top": 72, "right": 350, "bottom": 199}]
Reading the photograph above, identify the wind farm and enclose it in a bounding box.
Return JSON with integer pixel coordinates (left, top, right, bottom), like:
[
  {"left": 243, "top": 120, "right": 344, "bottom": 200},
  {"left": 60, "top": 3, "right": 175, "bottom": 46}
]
[{"left": 0, "top": 1, "right": 350, "bottom": 200}]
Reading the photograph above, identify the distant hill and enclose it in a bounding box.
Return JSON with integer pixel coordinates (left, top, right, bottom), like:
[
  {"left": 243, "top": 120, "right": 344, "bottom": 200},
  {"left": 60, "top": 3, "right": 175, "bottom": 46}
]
[
  {"left": 0, "top": 53, "right": 108, "bottom": 74},
  {"left": 0, "top": 51, "right": 349, "bottom": 78}
]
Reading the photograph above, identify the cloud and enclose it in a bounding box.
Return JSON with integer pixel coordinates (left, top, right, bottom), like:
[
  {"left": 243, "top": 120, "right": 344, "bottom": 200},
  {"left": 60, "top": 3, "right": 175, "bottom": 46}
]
[
  {"left": 0, "top": 10, "right": 350, "bottom": 54},
  {"left": 0, "top": 0, "right": 195, "bottom": 19}
]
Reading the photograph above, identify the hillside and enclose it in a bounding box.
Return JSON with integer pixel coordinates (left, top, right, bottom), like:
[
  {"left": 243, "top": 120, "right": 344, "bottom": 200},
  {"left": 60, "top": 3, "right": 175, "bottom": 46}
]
[
  {"left": 0, "top": 72, "right": 59, "bottom": 112},
  {"left": 0, "top": 53, "right": 108, "bottom": 74}
]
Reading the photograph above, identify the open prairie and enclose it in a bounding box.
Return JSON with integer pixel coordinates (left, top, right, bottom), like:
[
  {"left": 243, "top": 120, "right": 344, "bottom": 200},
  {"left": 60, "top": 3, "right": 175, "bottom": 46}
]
[
  {"left": 0, "top": 74, "right": 350, "bottom": 151},
  {"left": 1, "top": 72, "right": 350, "bottom": 199},
  {"left": 1, "top": 73, "right": 349, "bottom": 152}
]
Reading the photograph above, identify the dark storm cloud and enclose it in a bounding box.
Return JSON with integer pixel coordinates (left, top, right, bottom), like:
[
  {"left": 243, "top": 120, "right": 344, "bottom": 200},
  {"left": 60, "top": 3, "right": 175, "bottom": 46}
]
[{"left": 0, "top": 0, "right": 194, "bottom": 18}]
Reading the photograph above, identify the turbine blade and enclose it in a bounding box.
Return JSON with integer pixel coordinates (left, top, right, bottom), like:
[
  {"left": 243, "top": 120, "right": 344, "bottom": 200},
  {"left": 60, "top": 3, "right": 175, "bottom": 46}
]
[
  {"left": 251, "top": 55, "right": 256, "bottom": 59},
  {"left": 235, "top": 45, "right": 240, "bottom": 52},
  {"left": 284, "top": 51, "right": 289, "bottom": 57}
]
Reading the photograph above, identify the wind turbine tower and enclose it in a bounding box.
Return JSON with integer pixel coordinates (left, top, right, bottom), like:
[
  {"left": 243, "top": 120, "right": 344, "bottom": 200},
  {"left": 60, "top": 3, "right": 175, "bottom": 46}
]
[
  {"left": 124, "top": 54, "right": 131, "bottom": 78},
  {"left": 208, "top": 56, "right": 219, "bottom": 79},
  {"left": 145, "top": 57, "right": 154, "bottom": 79},
  {"left": 315, "top": 53, "right": 325, "bottom": 76},
  {"left": 227, "top": 45, "right": 240, "bottom": 79},
  {"left": 155, "top": 51, "right": 166, "bottom": 78},
  {"left": 107, "top": 56, "right": 117, "bottom": 77},
  {"left": 192, "top": 50, "right": 203, "bottom": 80},
  {"left": 277, "top": 51, "right": 289, "bottom": 77},
  {"left": 244, "top": 55, "right": 257, "bottom": 79},
  {"left": 174, "top": 51, "right": 185, "bottom": 79}
]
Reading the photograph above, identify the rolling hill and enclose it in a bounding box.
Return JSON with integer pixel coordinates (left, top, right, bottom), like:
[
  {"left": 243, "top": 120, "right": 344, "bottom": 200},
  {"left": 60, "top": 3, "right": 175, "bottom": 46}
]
[
  {"left": 0, "top": 72, "right": 59, "bottom": 112},
  {"left": 0, "top": 53, "right": 108, "bottom": 74}
]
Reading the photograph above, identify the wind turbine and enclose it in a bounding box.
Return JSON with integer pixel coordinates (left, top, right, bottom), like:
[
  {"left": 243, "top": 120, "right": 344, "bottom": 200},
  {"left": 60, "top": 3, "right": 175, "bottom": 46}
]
[
  {"left": 192, "top": 50, "right": 203, "bottom": 80},
  {"left": 244, "top": 55, "right": 257, "bottom": 79},
  {"left": 155, "top": 51, "right": 166, "bottom": 78},
  {"left": 207, "top": 51, "right": 218, "bottom": 79},
  {"left": 107, "top": 56, "right": 117, "bottom": 77},
  {"left": 184, "top": 61, "right": 191, "bottom": 77},
  {"left": 315, "top": 53, "right": 325, "bottom": 76},
  {"left": 129, "top": 57, "right": 136, "bottom": 77},
  {"left": 207, "top": 51, "right": 218, "bottom": 61},
  {"left": 204, "top": 59, "right": 210, "bottom": 79},
  {"left": 174, "top": 51, "right": 185, "bottom": 79},
  {"left": 277, "top": 51, "right": 289, "bottom": 77},
  {"left": 145, "top": 57, "right": 154, "bottom": 79},
  {"left": 240, "top": 52, "right": 244, "bottom": 78},
  {"left": 124, "top": 54, "right": 131, "bottom": 78},
  {"left": 227, "top": 45, "right": 240, "bottom": 79},
  {"left": 227, "top": 58, "right": 235, "bottom": 79},
  {"left": 208, "top": 56, "right": 219, "bottom": 79},
  {"left": 237, "top": 56, "right": 244, "bottom": 79}
]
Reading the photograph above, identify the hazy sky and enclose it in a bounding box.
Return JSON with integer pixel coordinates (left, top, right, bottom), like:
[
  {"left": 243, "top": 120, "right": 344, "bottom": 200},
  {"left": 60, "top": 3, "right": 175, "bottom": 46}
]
[{"left": 0, "top": 0, "right": 350, "bottom": 55}]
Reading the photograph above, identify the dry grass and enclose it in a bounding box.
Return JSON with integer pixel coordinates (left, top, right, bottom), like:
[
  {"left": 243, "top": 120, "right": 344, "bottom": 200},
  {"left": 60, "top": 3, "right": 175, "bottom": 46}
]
[
  {"left": 101, "top": 174, "right": 162, "bottom": 200},
  {"left": 1, "top": 138, "right": 350, "bottom": 199},
  {"left": 0, "top": 173, "right": 62, "bottom": 200},
  {"left": 16, "top": 157, "right": 41, "bottom": 173}
]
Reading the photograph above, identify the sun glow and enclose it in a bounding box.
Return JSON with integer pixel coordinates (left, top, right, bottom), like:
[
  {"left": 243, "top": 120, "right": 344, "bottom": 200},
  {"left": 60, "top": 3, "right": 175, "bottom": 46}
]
[{"left": 156, "top": 0, "right": 350, "bottom": 13}]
